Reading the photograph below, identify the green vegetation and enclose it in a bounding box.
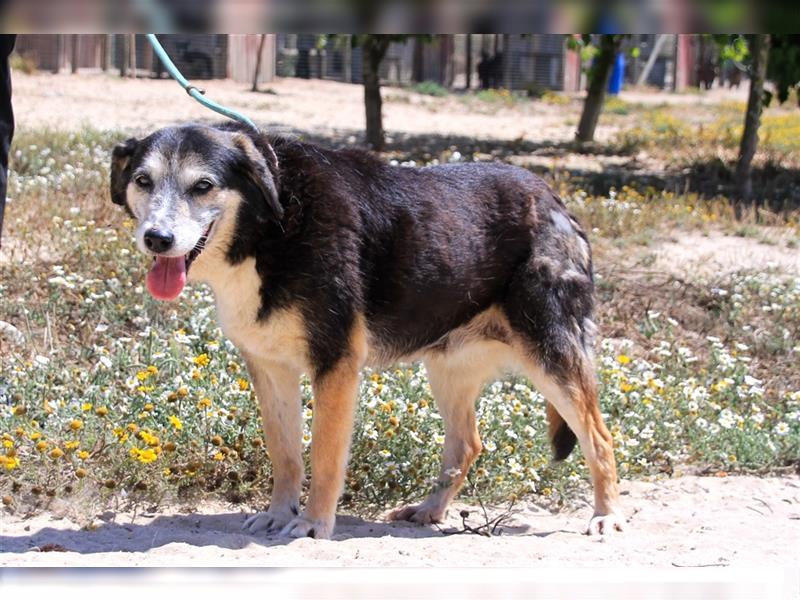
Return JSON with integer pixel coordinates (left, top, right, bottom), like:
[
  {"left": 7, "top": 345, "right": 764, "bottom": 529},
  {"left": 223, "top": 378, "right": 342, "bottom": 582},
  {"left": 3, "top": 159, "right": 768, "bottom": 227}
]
[{"left": 412, "top": 80, "right": 449, "bottom": 97}]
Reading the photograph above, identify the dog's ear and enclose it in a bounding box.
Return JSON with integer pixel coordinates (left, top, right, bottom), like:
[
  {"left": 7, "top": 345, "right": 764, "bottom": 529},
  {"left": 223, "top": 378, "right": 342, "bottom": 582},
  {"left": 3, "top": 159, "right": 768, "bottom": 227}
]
[
  {"left": 231, "top": 133, "right": 283, "bottom": 223},
  {"left": 110, "top": 138, "right": 139, "bottom": 206}
]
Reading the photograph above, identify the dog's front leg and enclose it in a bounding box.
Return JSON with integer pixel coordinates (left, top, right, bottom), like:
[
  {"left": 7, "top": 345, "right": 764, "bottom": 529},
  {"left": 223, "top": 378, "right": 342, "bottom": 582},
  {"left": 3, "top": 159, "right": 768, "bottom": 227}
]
[
  {"left": 241, "top": 354, "right": 304, "bottom": 535},
  {"left": 281, "top": 334, "right": 366, "bottom": 539}
]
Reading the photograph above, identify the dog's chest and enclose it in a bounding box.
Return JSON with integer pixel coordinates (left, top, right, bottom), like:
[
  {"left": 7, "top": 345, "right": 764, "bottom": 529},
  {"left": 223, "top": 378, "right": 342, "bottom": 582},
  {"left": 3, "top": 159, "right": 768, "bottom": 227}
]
[{"left": 209, "top": 258, "right": 309, "bottom": 370}]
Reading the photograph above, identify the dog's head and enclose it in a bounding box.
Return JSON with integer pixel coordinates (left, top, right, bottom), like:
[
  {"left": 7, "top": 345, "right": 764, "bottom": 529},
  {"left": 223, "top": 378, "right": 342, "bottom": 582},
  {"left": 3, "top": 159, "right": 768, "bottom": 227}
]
[{"left": 110, "top": 123, "right": 281, "bottom": 301}]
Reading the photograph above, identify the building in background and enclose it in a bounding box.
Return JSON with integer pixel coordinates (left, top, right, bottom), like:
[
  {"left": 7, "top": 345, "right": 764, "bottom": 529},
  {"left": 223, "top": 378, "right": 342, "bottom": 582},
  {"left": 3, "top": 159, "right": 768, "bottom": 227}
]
[{"left": 11, "top": 34, "right": 705, "bottom": 93}]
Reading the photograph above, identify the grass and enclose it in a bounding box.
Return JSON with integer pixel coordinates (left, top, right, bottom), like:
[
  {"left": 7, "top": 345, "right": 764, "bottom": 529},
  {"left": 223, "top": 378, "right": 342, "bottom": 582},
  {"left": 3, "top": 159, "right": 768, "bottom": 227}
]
[
  {"left": 412, "top": 81, "right": 450, "bottom": 97},
  {"left": 614, "top": 103, "right": 800, "bottom": 165},
  {"left": 1, "top": 127, "right": 799, "bottom": 521}
]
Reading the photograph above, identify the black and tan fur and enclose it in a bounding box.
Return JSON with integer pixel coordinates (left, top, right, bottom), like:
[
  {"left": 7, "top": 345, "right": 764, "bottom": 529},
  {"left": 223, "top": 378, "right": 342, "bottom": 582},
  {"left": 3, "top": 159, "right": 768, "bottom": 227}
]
[{"left": 110, "top": 121, "right": 624, "bottom": 539}]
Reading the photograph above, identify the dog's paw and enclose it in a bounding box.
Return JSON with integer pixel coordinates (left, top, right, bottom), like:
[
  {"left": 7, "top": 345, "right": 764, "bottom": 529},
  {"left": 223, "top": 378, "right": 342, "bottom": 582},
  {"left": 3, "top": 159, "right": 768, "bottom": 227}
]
[
  {"left": 586, "top": 511, "right": 626, "bottom": 536},
  {"left": 279, "top": 513, "right": 334, "bottom": 539},
  {"left": 242, "top": 503, "right": 299, "bottom": 535},
  {"left": 386, "top": 502, "right": 445, "bottom": 525}
]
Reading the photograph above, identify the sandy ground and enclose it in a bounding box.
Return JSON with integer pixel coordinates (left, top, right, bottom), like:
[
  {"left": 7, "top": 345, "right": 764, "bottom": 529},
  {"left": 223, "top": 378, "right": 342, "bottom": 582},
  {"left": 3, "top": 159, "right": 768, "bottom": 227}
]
[
  {"left": 10, "top": 72, "right": 748, "bottom": 144},
  {"left": 11, "top": 72, "right": 581, "bottom": 142},
  {"left": 652, "top": 230, "right": 800, "bottom": 278},
  {"left": 2, "top": 475, "right": 798, "bottom": 567}
]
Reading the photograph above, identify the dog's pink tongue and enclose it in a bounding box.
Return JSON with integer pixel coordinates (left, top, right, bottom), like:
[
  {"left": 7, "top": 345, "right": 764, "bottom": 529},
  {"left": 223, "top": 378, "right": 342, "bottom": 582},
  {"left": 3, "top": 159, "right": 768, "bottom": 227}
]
[{"left": 146, "top": 256, "right": 187, "bottom": 301}]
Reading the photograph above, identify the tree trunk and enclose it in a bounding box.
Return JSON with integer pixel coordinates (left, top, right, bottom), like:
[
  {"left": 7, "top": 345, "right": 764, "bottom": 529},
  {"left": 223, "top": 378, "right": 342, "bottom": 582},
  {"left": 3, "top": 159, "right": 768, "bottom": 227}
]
[
  {"left": 252, "top": 34, "right": 267, "bottom": 92},
  {"left": 465, "top": 34, "right": 472, "bottom": 90},
  {"left": 120, "top": 34, "right": 129, "bottom": 78},
  {"left": 735, "top": 34, "right": 771, "bottom": 207},
  {"left": 576, "top": 35, "right": 621, "bottom": 143},
  {"left": 362, "top": 36, "right": 389, "bottom": 151},
  {"left": 71, "top": 34, "right": 79, "bottom": 74}
]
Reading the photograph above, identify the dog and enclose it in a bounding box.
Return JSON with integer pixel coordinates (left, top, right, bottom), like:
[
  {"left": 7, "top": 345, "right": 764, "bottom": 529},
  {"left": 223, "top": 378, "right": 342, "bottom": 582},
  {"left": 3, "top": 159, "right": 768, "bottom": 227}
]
[{"left": 110, "top": 121, "right": 624, "bottom": 539}]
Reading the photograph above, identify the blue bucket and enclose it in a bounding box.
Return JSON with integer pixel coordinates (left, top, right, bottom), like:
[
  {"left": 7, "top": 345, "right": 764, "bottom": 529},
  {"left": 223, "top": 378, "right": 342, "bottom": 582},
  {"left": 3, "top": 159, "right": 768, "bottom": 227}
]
[{"left": 608, "top": 52, "right": 625, "bottom": 95}]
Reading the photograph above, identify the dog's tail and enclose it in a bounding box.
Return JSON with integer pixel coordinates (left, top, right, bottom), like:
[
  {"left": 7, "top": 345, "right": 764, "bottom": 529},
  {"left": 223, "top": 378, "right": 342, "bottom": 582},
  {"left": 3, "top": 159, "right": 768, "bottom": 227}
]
[{"left": 547, "top": 402, "right": 577, "bottom": 461}]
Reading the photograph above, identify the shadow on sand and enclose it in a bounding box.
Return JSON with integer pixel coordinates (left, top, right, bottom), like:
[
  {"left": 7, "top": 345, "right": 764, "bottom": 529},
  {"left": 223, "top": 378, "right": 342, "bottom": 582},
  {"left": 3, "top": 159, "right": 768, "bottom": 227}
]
[{"left": 0, "top": 508, "right": 569, "bottom": 554}]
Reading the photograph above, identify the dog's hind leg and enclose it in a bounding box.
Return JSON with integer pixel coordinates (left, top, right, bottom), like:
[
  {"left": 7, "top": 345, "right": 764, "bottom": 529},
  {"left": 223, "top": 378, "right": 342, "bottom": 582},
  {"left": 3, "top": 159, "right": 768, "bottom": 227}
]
[
  {"left": 241, "top": 354, "right": 304, "bottom": 535},
  {"left": 387, "top": 347, "right": 497, "bottom": 525},
  {"left": 280, "top": 320, "right": 368, "bottom": 539},
  {"left": 522, "top": 355, "right": 624, "bottom": 535},
  {"left": 504, "top": 198, "right": 624, "bottom": 534}
]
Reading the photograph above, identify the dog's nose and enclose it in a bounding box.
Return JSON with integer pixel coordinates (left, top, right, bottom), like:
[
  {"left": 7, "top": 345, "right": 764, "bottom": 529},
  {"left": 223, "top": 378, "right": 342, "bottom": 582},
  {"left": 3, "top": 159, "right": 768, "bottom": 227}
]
[{"left": 144, "top": 229, "right": 175, "bottom": 254}]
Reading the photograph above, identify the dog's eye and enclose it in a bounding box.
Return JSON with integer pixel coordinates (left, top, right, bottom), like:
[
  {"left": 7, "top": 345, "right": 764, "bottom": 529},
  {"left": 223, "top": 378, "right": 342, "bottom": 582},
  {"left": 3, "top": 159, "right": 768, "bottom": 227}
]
[
  {"left": 192, "top": 179, "right": 213, "bottom": 194},
  {"left": 134, "top": 174, "right": 152, "bottom": 189}
]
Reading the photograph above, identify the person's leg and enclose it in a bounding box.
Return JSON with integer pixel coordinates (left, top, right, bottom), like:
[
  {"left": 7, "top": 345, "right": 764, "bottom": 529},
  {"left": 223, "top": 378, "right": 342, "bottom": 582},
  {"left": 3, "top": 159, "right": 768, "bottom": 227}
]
[{"left": 0, "top": 34, "right": 17, "bottom": 248}]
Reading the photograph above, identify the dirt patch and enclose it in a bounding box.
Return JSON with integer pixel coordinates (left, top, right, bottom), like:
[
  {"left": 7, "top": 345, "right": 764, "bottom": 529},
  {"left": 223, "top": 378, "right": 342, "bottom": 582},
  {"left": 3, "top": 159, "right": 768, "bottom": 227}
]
[
  {"left": 1, "top": 475, "right": 797, "bottom": 567},
  {"left": 651, "top": 230, "right": 800, "bottom": 278},
  {"left": 11, "top": 73, "right": 588, "bottom": 143}
]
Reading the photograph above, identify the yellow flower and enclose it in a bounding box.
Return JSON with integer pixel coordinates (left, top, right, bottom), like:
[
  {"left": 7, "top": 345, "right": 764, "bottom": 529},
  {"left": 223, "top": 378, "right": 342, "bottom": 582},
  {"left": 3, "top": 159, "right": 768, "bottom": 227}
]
[
  {"left": 191, "top": 369, "right": 202, "bottom": 381},
  {"left": 0, "top": 455, "right": 20, "bottom": 470},
  {"left": 237, "top": 378, "right": 249, "bottom": 391},
  {"left": 2, "top": 440, "right": 12, "bottom": 449},
  {"left": 48, "top": 448, "right": 64, "bottom": 459},
  {"left": 143, "top": 403, "right": 154, "bottom": 412},
  {"left": 147, "top": 365, "right": 158, "bottom": 375},
  {"left": 197, "top": 397, "right": 212, "bottom": 410},
  {"left": 193, "top": 353, "right": 210, "bottom": 367},
  {"left": 69, "top": 419, "right": 83, "bottom": 431},
  {"left": 168, "top": 415, "right": 183, "bottom": 431},
  {"left": 65, "top": 440, "right": 80, "bottom": 451},
  {"left": 130, "top": 447, "right": 158, "bottom": 464},
  {"left": 95, "top": 406, "right": 108, "bottom": 417},
  {"left": 81, "top": 402, "right": 93, "bottom": 412},
  {"left": 617, "top": 354, "right": 631, "bottom": 365},
  {"left": 36, "top": 440, "right": 48, "bottom": 452},
  {"left": 163, "top": 468, "right": 172, "bottom": 476},
  {"left": 213, "top": 452, "right": 225, "bottom": 461},
  {"left": 211, "top": 435, "right": 223, "bottom": 447},
  {"left": 75, "top": 467, "right": 87, "bottom": 478},
  {"left": 139, "top": 431, "right": 160, "bottom": 447},
  {"left": 136, "top": 370, "right": 150, "bottom": 381},
  {"left": 78, "top": 450, "right": 90, "bottom": 460},
  {"left": 126, "top": 423, "right": 139, "bottom": 433},
  {"left": 29, "top": 431, "right": 41, "bottom": 441},
  {"left": 177, "top": 386, "right": 189, "bottom": 397}
]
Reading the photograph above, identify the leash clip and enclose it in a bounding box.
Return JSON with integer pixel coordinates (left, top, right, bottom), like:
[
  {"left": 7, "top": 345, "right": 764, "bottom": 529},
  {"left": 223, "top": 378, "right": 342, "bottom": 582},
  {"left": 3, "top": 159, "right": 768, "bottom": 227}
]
[{"left": 185, "top": 85, "right": 206, "bottom": 96}]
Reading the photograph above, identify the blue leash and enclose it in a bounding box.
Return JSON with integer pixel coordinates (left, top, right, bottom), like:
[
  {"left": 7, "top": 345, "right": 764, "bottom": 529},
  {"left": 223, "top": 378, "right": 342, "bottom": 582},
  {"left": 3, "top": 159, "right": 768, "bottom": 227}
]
[{"left": 145, "top": 34, "right": 259, "bottom": 132}]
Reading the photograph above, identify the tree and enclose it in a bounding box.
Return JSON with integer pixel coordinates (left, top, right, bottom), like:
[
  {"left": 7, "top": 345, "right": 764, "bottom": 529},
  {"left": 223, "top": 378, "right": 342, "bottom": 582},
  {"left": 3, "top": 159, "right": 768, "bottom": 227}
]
[
  {"left": 361, "top": 35, "right": 392, "bottom": 150},
  {"left": 251, "top": 34, "right": 267, "bottom": 93},
  {"left": 574, "top": 35, "right": 625, "bottom": 143},
  {"left": 735, "top": 34, "right": 770, "bottom": 204},
  {"left": 324, "top": 35, "right": 432, "bottom": 151},
  {"left": 714, "top": 34, "right": 800, "bottom": 204}
]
